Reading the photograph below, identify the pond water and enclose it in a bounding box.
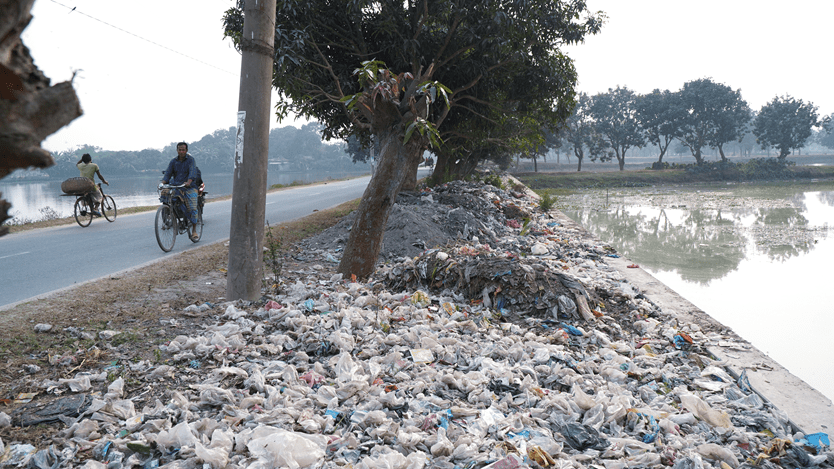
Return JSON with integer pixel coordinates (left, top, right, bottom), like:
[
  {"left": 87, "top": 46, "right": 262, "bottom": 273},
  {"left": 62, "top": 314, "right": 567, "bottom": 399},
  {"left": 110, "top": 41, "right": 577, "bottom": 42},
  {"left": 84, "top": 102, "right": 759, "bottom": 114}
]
[
  {"left": 560, "top": 181, "right": 834, "bottom": 404},
  {"left": 0, "top": 170, "right": 369, "bottom": 223}
]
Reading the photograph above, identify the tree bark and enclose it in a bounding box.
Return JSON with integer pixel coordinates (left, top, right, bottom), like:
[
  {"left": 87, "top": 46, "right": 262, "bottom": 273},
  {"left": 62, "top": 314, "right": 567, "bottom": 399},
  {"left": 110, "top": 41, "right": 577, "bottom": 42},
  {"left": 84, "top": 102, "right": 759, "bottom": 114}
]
[
  {"left": 430, "top": 151, "right": 449, "bottom": 183},
  {"left": 400, "top": 155, "right": 420, "bottom": 191},
  {"left": 337, "top": 129, "right": 424, "bottom": 279},
  {"left": 0, "top": 0, "right": 82, "bottom": 236}
]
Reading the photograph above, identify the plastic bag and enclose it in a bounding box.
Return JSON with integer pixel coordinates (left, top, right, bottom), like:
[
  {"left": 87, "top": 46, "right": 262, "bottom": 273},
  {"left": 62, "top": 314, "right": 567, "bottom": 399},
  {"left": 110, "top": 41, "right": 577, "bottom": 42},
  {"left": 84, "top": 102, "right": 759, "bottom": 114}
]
[
  {"left": 153, "top": 421, "right": 197, "bottom": 452},
  {"left": 247, "top": 428, "right": 326, "bottom": 469},
  {"left": 194, "top": 429, "right": 233, "bottom": 469},
  {"left": 696, "top": 443, "right": 738, "bottom": 468},
  {"left": 679, "top": 394, "right": 732, "bottom": 428},
  {"left": 557, "top": 295, "right": 577, "bottom": 319},
  {"left": 560, "top": 422, "right": 609, "bottom": 451}
]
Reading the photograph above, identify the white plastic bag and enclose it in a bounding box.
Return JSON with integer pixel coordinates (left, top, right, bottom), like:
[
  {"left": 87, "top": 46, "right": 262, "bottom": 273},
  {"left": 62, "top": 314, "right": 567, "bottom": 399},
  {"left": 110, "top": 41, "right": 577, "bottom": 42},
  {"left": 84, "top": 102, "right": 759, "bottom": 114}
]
[
  {"left": 194, "top": 429, "right": 234, "bottom": 469},
  {"left": 247, "top": 429, "right": 326, "bottom": 469},
  {"left": 679, "top": 394, "right": 732, "bottom": 428}
]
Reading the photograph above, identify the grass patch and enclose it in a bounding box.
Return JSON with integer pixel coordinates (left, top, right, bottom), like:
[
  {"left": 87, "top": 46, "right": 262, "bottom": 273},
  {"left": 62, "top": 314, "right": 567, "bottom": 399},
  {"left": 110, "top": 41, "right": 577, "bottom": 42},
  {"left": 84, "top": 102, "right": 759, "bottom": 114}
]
[{"left": 516, "top": 162, "right": 834, "bottom": 194}]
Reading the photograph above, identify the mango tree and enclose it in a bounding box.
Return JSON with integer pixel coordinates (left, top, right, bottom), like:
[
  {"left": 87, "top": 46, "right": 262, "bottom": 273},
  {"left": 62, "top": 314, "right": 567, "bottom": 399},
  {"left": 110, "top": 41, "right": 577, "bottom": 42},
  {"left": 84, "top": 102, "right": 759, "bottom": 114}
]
[
  {"left": 223, "top": 0, "right": 603, "bottom": 279},
  {"left": 753, "top": 95, "right": 822, "bottom": 159}
]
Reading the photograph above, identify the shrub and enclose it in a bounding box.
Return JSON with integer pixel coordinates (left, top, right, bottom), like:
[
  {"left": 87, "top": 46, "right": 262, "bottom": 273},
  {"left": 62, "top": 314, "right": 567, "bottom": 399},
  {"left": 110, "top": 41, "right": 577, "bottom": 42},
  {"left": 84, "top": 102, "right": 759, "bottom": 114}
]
[
  {"left": 539, "top": 192, "right": 555, "bottom": 212},
  {"left": 483, "top": 174, "right": 504, "bottom": 189},
  {"left": 262, "top": 222, "right": 284, "bottom": 292}
]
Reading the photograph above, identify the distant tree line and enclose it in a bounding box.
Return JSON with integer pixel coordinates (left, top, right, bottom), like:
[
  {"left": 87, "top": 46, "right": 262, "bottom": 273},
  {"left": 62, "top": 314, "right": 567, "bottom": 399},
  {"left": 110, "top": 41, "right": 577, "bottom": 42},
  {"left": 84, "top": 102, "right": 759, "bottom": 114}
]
[
  {"left": 526, "top": 78, "right": 834, "bottom": 172},
  {"left": 28, "top": 123, "right": 367, "bottom": 179}
]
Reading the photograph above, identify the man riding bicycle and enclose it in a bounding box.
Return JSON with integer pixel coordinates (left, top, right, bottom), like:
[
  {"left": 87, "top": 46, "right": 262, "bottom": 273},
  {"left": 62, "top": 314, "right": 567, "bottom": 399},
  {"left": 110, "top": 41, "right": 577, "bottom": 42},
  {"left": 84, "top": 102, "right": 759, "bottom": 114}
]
[
  {"left": 76, "top": 153, "right": 108, "bottom": 217},
  {"left": 162, "top": 142, "right": 200, "bottom": 241}
]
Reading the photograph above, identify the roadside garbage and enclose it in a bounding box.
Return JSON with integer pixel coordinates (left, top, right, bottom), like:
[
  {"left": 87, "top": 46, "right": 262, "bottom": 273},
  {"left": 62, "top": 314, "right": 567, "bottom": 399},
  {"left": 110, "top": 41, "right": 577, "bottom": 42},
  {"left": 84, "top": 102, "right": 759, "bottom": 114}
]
[{"left": 3, "top": 177, "right": 831, "bottom": 468}]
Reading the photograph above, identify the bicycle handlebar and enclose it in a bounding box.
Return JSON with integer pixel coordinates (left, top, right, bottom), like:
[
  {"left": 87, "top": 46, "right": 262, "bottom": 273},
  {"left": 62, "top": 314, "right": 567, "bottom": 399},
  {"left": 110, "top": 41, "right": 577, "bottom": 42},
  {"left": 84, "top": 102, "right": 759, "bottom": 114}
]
[{"left": 158, "top": 183, "right": 189, "bottom": 190}]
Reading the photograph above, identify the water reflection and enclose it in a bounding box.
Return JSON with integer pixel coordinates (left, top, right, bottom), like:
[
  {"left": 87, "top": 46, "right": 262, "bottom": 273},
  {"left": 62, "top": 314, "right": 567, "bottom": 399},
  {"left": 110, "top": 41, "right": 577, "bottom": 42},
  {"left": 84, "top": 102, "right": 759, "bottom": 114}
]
[
  {"left": 561, "top": 182, "right": 834, "bottom": 402},
  {"left": 565, "top": 185, "right": 833, "bottom": 283}
]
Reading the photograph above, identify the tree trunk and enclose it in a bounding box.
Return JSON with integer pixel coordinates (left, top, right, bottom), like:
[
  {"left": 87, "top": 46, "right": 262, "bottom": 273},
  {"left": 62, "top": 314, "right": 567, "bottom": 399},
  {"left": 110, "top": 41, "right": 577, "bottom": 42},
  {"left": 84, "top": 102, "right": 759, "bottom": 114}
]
[
  {"left": 337, "top": 129, "right": 423, "bottom": 279},
  {"left": 400, "top": 155, "right": 420, "bottom": 190},
  {"left": 693, "top": 147, "right": 703, "bottom": 164},
  {"left": 533, "top": 156, "right": 538, "bottom": 172},
  {"left": 1, "top": 0, "right": 82, "bottom": 236},
  {"left": 718, "top": 144, "right": 727, "bottom": 161},
  {"left": 574, "top": 148, "right": 583, "bottom": 172},
  {"left": 430, "top": 151, "right": 449, "bottom": 183},
  {"left": 656, "top": 146, "right": 666, "bottom": 164},
  {"left": 778, "top": 147, "right": 789, "bottom": 159}
]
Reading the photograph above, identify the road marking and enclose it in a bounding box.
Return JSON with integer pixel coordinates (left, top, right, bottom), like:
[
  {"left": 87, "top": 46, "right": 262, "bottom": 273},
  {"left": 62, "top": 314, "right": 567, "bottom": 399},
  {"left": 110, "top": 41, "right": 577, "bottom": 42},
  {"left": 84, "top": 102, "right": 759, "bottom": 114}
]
[{"left": 0, "top": 251, "right": 30, "bottom": 260}]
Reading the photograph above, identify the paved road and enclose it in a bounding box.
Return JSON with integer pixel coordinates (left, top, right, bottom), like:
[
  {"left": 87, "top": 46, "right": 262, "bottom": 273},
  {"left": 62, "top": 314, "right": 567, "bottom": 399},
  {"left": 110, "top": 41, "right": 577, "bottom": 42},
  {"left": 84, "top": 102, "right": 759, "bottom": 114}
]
[{"left": 0, "top": 176, "right": 374, "bottom": 310}]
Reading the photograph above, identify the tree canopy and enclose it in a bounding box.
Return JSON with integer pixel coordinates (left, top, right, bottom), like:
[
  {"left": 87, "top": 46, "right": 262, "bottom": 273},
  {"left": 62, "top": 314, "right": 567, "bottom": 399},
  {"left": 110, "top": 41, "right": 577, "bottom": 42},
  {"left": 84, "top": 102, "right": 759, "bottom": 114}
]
[
  {"left": 634, "top": 89, "right": 686, "bottom": 166},
  {"left": 563, "top": 93, "right": 608, "bottom": 172},
  {"left": 753, "top": 95, "right": 821, "bottom": 159},
  {"left": 678, "top": 78, "right": 750, "bottom": 164},
  {"left": 37, "top": 125, "right": 358, "bottom": 179},
  {"left": 223, "top": 0, "right": 604, "bottom": 278},
  {"left": 589, "top": 86, "right": 645, "bottom": 171}
]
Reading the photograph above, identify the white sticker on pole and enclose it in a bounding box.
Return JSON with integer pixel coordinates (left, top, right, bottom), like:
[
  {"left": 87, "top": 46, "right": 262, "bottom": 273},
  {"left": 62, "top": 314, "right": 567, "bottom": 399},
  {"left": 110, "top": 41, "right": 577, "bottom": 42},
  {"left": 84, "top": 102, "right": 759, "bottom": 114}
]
[{"left": 235, "top": 111, "right": 246, "bottom": 174}]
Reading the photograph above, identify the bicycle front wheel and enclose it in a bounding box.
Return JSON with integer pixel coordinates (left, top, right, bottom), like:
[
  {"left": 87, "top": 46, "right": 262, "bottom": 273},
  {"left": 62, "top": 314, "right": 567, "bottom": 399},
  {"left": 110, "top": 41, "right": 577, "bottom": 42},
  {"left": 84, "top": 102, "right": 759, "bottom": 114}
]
[
  {"left": 155, "top": 205, "right": 176, "bottom": 252},
  {"left": 74, "top": 198, "right": 93, "bottom": 227},
  {"left": 102, "top": 195, "right": 117, "bottom": 222}
]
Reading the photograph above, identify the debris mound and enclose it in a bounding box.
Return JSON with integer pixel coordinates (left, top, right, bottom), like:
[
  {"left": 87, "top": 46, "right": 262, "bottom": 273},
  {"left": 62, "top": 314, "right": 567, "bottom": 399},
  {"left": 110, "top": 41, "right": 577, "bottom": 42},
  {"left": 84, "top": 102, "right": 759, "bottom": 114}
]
[{"left": 1, "top": 175, "right": 831, "bottom": 469}]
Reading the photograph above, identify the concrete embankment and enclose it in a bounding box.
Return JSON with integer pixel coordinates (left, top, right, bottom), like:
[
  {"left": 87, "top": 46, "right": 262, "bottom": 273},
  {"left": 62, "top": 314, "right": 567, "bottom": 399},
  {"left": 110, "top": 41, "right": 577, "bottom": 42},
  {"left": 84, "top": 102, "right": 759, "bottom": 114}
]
[{"left": 551, "top": 209, "right": 834, "bottom": 433}]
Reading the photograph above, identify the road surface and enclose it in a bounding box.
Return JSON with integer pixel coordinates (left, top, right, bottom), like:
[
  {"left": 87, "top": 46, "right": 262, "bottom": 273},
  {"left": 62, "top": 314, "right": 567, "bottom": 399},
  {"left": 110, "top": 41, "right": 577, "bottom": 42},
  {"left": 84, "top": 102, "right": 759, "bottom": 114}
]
[{"left": 0, "top": 176, "right": 374, "bottom": 310}]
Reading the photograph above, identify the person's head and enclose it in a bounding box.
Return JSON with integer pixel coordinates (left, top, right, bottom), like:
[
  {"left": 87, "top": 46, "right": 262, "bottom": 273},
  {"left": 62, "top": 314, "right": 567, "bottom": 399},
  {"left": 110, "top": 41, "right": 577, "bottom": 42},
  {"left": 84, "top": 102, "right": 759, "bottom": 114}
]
[
  {"left": 176, "top": 142, "right": 188, "bottom": 159},
  {"left": 81, "top": 153, "right": 92, "bottom": 164}
]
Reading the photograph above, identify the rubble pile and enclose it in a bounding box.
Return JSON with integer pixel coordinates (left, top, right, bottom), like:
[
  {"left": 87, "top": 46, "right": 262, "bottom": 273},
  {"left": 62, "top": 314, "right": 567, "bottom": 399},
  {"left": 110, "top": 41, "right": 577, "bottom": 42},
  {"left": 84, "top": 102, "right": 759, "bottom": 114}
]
[{"left": 1, "top": 177, "right": 831, "bottom": 468}]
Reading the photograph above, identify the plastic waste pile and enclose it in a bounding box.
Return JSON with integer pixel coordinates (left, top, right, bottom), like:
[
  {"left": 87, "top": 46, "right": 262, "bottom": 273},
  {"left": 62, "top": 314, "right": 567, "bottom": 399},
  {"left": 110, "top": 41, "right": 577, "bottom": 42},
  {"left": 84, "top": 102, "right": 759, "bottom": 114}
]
[{"left": 2, "top": 177, "right": 832, "bottom": 468}]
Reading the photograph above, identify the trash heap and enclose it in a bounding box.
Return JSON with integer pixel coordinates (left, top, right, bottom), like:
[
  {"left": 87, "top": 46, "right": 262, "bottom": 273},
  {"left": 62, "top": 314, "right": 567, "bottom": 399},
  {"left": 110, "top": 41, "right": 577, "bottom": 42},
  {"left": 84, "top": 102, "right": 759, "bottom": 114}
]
[{"left": 2, "top": 177, "right": 832, "bottom": 469}]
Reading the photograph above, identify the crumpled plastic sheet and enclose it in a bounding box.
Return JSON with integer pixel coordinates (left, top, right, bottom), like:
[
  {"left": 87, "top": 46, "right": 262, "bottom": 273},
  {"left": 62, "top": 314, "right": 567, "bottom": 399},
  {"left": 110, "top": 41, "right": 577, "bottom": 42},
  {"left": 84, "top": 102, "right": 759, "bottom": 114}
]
[{"left": 2, "top": 177, "right": 831, "bottom": 469}]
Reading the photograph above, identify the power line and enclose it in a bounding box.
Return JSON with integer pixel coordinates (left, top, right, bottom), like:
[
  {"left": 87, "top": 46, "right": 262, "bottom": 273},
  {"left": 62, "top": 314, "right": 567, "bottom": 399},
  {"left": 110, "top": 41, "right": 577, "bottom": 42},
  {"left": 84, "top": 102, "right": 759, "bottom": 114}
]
[{"left": 46, "top": 0, "right": 239, "bottom": 76}]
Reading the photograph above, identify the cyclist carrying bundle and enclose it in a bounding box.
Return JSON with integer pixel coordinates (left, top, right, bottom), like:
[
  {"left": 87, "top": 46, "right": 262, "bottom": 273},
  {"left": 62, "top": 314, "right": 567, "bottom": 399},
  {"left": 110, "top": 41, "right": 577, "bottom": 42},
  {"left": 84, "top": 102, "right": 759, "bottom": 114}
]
[
  {"left": 76, "top": 153, "right": 108, "bottom": 217},
  {"left": 162, "top": 142, "right": 200, "bottom": 241}
]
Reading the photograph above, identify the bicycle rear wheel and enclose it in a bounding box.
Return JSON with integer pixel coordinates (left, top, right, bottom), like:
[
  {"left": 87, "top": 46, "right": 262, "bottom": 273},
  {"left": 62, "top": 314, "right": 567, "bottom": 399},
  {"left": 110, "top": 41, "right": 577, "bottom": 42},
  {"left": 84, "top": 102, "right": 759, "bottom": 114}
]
[
  {"left": 102, "top": 195, "right": 117, "bottom": 222},
  {"left": 155, "top": 205, "right": 176, "bottom": 252},
  {"left": 190, "top": 206, "right": 203, "bottom": 243},
  {"left": 74, "top": 198, "right": 93, "bottom": 227}
]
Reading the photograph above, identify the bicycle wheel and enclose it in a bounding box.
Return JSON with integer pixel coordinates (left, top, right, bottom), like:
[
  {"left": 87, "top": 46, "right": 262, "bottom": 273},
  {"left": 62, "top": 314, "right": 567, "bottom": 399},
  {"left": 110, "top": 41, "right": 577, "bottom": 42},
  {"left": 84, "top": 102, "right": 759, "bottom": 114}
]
[
  {"left": 190, "top": 206, "right": 203, "bottom": 243},
  {"left": 101, "top": 195, "right": 117, "bottom": 222},
  {"left": 155, "top": 205, "right": 176, "bottom": 252},
  {"left": 74, "top": 197, "right": 93, "bottom": 227}
]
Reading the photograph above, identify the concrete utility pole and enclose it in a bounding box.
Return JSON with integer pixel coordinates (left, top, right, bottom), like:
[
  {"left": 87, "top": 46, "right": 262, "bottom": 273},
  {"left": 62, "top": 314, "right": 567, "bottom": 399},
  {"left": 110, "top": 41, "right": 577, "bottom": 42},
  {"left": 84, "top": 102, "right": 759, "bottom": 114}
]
[{"left": 227, "top": 0, "right": 276, "bottom": 301}]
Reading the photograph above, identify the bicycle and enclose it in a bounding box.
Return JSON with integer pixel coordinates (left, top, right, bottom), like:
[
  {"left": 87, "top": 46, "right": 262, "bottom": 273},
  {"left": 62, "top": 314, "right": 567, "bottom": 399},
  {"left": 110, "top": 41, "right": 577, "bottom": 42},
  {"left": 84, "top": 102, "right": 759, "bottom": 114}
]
[
  {"left": 155, "top": 183, "right": 205, "bottom": 252},
  {"left": 72, "top": 183, "right": 116, "bottom": 227}
]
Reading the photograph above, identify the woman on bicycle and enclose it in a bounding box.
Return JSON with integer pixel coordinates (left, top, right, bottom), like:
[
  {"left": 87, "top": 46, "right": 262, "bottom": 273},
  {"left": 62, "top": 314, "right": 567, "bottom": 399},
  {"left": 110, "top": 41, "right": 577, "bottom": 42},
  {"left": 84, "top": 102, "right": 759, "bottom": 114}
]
[
  {"left": 161, "top": 142, "right": 200, "bottom": 241},
  {"left": 76, "top": 153, "right": 108, "bottom": 217}
]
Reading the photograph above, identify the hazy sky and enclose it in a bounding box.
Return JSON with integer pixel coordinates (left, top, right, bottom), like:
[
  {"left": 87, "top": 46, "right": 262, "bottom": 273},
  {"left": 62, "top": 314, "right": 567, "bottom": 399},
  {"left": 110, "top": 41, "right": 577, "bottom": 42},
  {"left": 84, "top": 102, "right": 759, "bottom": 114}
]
[
  {"left": 22, "top": 0, "right": 834, "bottom": 153},
  {"left": 23, "top": 0, "right": 284, "bottom": 152},
  {"left": 567, "top": 1, "right": 834, "bottom": 118}
]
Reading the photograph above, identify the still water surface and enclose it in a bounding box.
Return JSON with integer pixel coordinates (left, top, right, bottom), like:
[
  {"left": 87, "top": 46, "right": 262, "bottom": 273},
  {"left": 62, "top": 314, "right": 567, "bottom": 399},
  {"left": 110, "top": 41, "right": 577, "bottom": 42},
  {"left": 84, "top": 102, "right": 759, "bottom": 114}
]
[
  {"left": 1, "top": 171, "right": 369, "bottom": 222},
  {"left": 561, "top": 182, "right": 834, "bottom": 403}
]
